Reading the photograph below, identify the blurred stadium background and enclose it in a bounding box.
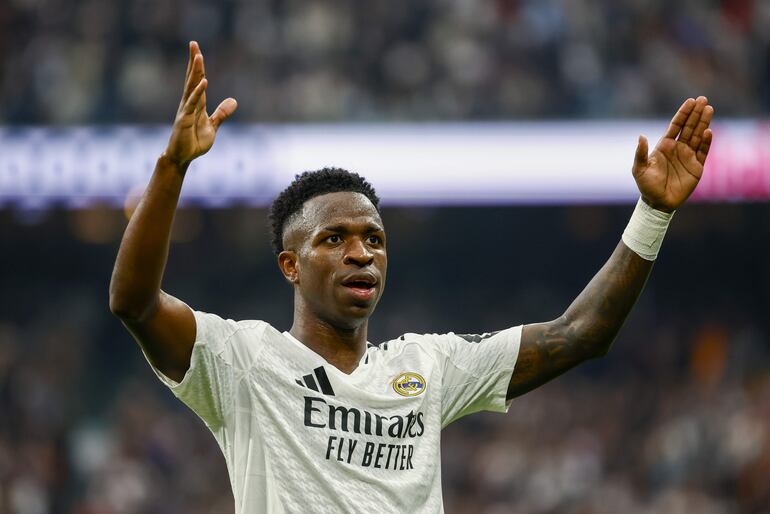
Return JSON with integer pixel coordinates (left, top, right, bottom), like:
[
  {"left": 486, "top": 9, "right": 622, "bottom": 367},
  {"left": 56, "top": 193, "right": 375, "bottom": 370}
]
[{"left": 2, "top": 1, "right": 770, "bottom": 513}]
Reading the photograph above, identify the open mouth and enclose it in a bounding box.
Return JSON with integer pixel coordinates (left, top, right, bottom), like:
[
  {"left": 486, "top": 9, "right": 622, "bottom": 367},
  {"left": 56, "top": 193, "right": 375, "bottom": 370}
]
[
  {"left": 344, "top": 280, "right": 375, "bottom": 289},
  {"left": 341, "top": 275, "right": 378, "bottom": 300}
]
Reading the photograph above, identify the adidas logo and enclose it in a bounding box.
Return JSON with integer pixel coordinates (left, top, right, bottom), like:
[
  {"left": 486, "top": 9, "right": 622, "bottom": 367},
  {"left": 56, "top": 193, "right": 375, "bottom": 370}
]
[
  {"left": 456, "top": 331, "right": 500, "bottom": 343},
  {"left": 295, "top": 366, "right": 335, "bottom": 396}
]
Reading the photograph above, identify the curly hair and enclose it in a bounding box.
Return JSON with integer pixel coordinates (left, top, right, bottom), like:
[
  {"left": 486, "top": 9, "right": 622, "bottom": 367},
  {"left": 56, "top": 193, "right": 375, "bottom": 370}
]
[{"left": 268, "top": 167, "right": 380, "bottom": 255}]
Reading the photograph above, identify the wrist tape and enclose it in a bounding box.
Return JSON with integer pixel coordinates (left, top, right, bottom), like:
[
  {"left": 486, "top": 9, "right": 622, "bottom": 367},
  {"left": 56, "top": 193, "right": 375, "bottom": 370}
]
[{"left": 621, "top": 197, "right": 674, "bottom": 261}]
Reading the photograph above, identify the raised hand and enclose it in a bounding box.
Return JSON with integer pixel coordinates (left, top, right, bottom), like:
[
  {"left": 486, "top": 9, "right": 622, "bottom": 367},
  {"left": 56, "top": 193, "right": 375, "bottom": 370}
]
[
  {"left": 164, "top": 41, "right": 238, "bottom": 167},
  {"left": 632, "top": 96, "right": 714, "bottom": 212}
]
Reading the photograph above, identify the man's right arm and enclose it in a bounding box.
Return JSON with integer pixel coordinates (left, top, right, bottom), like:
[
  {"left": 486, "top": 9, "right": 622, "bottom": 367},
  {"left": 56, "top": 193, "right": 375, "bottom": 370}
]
[{"left": 109, "top": 41, "right": 237, "bottom": 383}]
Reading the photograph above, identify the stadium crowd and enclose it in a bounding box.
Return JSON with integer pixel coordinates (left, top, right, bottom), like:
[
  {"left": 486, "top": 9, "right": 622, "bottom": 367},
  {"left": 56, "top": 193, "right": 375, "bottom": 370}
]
[
  {"left": 1, "top": 0, "right": 770, "bottom": 123},
  {"left": 1, "top": 204, "right": 768, "bottom": 513}
]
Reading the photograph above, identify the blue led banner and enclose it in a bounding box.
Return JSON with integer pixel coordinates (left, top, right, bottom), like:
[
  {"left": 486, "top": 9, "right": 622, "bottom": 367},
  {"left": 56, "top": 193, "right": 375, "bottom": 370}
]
[{"left": 1, "top": 122, "right": 768, "bottom": 208}]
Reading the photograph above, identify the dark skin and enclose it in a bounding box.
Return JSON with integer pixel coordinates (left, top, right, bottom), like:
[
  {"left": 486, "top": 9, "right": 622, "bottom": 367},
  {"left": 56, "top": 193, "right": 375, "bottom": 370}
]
[
  {"left": 278, "top": 192, "right": 387, "bottom": 373},
  {"left": 110, "top": 42, "right": 715, "bottom": 401},
  {"left": 510, "top": 95, "right": 714, "bottom": 399},
  {"left": 109, "top": 41, "right": 236, "bottom": 382}
]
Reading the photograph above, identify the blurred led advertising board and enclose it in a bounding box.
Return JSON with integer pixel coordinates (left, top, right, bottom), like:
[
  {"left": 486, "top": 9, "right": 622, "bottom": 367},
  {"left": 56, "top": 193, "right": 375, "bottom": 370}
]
[{"left": 1, "top": 121, "right": 768, "bottom": 208}]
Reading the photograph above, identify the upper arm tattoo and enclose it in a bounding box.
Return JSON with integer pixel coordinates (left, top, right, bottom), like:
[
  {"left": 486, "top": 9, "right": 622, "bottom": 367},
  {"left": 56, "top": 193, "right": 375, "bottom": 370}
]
[
  {"left": 507, "top": 319, "right": 589, "bottom": 399},
  {"left": 507, "top": 241, "right": 655, "bottom": 400}
]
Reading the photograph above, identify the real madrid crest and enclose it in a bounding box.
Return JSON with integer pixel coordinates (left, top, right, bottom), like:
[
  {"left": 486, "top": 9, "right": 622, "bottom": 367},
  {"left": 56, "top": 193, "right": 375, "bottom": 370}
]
[{"left": 393, "top": 372, "right": 426, "bottom": 397}]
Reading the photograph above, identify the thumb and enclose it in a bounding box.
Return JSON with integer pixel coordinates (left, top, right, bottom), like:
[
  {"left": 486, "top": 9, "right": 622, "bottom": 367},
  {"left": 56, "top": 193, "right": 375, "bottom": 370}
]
[
  {"left": 210, "top": 98, "right": 238, "bottom": 129},
  {"left": 632, "top": 135, "right": 648, "bottom": 174}
]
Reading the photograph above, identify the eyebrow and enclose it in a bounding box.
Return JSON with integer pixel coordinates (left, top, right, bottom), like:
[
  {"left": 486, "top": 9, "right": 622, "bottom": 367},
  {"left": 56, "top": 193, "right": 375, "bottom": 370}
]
[{"left": 319, "top": 223, "right": 384, "bottom": 234}]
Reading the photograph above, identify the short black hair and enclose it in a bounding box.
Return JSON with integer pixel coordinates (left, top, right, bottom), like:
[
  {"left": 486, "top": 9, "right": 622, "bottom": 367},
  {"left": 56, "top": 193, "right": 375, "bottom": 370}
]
[{"left": 268, "top": 167, "right": 380, "bottom": 255}]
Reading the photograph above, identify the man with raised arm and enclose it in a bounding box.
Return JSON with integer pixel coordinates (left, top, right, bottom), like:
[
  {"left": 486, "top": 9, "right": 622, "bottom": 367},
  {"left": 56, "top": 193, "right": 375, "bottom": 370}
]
[{"left": 109, "top": 42, "right": 714, "bottom": 513}]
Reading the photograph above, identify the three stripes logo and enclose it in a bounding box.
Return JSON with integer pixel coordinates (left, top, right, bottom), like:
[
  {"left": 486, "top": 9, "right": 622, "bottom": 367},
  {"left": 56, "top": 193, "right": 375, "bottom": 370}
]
[
  {"left": 456, "top": 331, "right": 500, "bottom": 343},
  {"left": 296, "top": 366, "right": 335, "bottom": 396}
]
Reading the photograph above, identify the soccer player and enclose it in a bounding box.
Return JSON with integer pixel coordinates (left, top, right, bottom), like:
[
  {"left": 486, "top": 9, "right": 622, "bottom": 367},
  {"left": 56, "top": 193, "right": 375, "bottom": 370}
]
[{"left": 109, "top": 42, "right": 714, "bottom": 513}]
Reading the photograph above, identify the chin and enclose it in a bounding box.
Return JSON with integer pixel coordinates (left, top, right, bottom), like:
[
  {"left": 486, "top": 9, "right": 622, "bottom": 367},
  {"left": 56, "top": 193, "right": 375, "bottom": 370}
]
[{"left": 333, "top": 306, "right": 376, "bottom": 329}]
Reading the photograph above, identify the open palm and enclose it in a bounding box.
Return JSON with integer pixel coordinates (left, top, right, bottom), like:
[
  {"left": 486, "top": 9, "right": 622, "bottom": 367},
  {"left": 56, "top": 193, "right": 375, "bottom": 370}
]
[
  {"left": 165, "top": 42, "right": 238, "bottom": 167},
  {"left": 632, "top": 97, "right": 714, "bottom": 212}
]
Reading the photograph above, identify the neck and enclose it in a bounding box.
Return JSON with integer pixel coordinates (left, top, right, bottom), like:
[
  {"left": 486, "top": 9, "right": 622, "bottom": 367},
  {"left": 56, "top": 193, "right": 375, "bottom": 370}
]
[{"left": 289, "top": 302, "right": 368, "bottom": 375}]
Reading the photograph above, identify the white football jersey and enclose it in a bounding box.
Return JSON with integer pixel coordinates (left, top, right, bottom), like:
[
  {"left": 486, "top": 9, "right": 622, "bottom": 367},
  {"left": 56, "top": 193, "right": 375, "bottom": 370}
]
[{"left": 146, "top": 308, "right": 521, "bottom": 514}]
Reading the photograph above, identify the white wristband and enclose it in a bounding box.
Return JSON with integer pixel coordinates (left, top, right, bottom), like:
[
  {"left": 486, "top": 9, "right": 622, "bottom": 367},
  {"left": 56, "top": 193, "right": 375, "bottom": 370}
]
[{"left": 621, "top": 197, "right": 674, "bottom": 261}]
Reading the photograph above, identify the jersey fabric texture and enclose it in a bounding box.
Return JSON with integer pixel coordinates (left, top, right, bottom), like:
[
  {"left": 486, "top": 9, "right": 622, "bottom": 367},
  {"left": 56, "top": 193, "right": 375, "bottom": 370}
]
[{"left": 145, "top": 308, "right": 522, "bottom": 514}]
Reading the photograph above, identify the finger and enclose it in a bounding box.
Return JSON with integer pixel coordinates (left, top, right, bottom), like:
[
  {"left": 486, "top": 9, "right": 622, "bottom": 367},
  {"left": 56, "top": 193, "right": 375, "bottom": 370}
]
[
  {"left": 180, "top": 43, "right": 201, "bottom": 104},
  {"left": 678, "top": 96, "right": 707, "bottom": 144},
  {"left": 664, "top": 98, "right": 695, "bottom": 139},
  {"left": 183, "top": 41, "right": 198, "bottom": 88},
  {"left": 210, "top": 97, "right": 238, "bottom": 129},
  {"left": 183, "top": 78, "right": 207, "bottom": 115},
  {"left": 696, "top": 128, "right": 713, "bottom": 165},
  {"left": 182, "top": 53, "right": 205, "bottom": 102},
  {"left": 632, "top": 135, "right": 648, "bottom": 174},
  {"left": 688, "top": 104, "right": 714, "bottom": 151}
]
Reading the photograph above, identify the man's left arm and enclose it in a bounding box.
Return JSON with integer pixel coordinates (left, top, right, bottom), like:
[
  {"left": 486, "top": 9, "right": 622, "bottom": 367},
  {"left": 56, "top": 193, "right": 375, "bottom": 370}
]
[{"left": 507, "top": 96, "right": 714, "bottom": 400}]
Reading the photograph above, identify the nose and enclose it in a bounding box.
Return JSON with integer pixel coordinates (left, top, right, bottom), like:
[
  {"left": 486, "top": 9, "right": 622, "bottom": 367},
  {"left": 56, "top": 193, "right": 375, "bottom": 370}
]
[{"left": 343, "top": 238, "right": 374, "bottom": 267}]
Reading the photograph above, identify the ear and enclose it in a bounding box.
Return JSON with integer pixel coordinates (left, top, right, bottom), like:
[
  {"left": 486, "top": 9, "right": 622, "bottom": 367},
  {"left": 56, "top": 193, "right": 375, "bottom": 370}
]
[{"left": 278, "top": 250, "right": 299, "bottom": 284}]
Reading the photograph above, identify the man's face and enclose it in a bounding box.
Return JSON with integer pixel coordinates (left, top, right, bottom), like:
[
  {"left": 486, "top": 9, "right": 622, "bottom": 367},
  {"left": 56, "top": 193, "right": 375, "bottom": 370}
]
[{"left": 279, "top": 192, "right": 387, "bottom": 329}]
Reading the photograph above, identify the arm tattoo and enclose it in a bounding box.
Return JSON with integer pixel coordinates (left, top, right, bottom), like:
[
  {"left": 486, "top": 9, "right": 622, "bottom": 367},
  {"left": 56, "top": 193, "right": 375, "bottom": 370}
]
[{"left": 507, "top": 241, "right": 654, "bottom": 400}]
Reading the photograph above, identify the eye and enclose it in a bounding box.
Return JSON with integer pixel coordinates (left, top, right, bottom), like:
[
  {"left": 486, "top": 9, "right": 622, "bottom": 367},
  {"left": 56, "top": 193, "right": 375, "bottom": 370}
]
[
  {"left": 327, "top": 235, "right": 342, "bottom": 244},
  {"left": 367, "top": 235, "right": 382, "bottom": 245}
]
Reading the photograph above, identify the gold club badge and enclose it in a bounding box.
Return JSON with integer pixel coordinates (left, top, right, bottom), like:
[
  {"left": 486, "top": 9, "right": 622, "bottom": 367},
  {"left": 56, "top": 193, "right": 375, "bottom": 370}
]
[{"left": 393, "top": 372, "right": 426, "bottom": 397}]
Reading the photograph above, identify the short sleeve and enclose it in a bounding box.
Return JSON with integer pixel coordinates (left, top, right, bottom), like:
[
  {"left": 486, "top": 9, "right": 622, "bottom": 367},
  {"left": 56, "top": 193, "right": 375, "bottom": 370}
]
[
  {"left": 427, "top": 326, "right": 522, "bottom": 427},
  {"left": 143, "top": 309, "right": 258, "bottom": 430}
]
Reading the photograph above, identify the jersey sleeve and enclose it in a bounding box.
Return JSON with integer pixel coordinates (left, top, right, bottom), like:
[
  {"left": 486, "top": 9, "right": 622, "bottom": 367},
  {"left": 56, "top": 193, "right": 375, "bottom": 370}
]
[
  {"left": 143, "top": 308, "right": 263, "bottom": 430},
  {"left": 427, "top": 326, "right": 522, "bottom": 427}
]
